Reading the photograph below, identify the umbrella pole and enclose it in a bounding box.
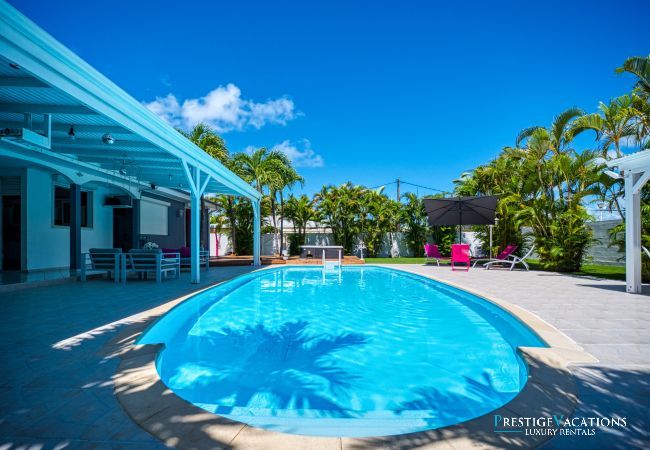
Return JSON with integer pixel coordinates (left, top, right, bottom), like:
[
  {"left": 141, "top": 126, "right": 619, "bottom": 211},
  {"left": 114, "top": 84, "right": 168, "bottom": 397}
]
[
  {"left": 489, "top": 224, "right": 493, "bottom": 258},
  {"left": 458, "top": 200, "right": 462, "bottom": 244}
]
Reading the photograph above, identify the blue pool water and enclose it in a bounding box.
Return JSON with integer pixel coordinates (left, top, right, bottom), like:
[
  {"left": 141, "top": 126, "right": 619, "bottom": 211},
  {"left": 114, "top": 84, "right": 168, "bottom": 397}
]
[{"left": 139, "top": 266, "right": 545, "bottom": 437}]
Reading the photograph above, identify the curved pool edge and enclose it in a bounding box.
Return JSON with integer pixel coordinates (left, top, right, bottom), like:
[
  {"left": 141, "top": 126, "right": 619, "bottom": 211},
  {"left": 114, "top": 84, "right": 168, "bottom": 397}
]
[{"left": 107, "top": 265, "right": 598, "bottom": 450}]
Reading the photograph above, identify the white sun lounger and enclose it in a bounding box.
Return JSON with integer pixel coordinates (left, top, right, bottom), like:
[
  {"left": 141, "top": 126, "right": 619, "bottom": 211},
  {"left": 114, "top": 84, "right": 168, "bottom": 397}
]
[{"left": 484, "top": 246, "right": 535, "bottom": 271}]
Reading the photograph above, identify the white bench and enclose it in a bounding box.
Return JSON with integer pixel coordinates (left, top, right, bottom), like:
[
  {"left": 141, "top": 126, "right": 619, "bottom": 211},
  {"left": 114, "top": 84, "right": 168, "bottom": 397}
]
[
  {"left": 80, "top": 248, "right": 122, "bottom": 283},
  {"left": 122, "top": 249, "right": 180, "bottom": 283}
]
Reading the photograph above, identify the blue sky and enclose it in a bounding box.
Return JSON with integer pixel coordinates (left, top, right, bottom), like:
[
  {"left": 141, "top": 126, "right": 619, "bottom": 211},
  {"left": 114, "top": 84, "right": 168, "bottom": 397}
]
[{"left": 9, "top": 0, "right": 650, "bottom": 199}]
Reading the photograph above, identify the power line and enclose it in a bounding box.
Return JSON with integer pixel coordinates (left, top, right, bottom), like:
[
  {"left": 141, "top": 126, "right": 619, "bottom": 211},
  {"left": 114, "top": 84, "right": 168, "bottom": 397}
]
[
  {"left": 400, "top": 180, "right": 448, "bottom": 194},
  {"left": 368, "top": 179, "right": 448, "bottom": 194}
]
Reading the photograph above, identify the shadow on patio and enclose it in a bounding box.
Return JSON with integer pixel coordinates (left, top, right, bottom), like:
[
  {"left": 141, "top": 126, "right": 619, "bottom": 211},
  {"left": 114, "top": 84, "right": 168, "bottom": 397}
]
[{"left": 0, "top": 266, "right": 254, "bottom": 449}]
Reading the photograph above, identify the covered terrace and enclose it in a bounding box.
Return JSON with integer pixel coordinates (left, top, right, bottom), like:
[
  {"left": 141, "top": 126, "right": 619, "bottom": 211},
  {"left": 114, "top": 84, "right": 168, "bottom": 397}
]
[{"left": 0, "top": 3, "right": 261, "bottom": 284}]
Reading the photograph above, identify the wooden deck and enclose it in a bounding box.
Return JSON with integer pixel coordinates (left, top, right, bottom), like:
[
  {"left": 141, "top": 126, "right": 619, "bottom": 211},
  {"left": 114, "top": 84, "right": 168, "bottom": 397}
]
[{"left": 209, "top": 255, "right": 365, "bottom": 267}]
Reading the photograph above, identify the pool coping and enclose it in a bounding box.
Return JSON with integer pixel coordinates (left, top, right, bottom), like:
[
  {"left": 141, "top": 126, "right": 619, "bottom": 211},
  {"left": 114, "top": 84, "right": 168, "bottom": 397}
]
[{"left": 107, "top": 264, "right": 598, "bottom": 450}]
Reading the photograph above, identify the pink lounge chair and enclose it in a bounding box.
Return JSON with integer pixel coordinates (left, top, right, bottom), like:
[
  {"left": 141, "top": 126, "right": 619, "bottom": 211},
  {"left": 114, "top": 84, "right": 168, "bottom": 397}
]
[
  {"left": 473, "top": 244, "right": 518, "bottom": 268},
  {"left": 424, "top": 244, "right": 450, "bottom": 266},
  {"left": 485, "top": 245, "right": 535, "bottom": 271},
  {"left": 451, "top": 244, "right": 471, "bottom": 271}
]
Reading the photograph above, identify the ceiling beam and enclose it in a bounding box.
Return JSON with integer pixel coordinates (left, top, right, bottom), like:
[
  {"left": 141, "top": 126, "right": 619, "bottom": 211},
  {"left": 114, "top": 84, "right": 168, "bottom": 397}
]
[
  {"left": 0, "top": 121, "right": 131, "bottom": 134},
  {"left": 95, "top": 160, "right": 182, "bottom": 169},
  {"left": 77, "top": 155, "right": 177, "bottom": 164},
  {"left": 52, "top": 147, "right": 176, "bottom": 159},
  {"left": 52, "top": 138, "right": 157, "bottom": 148},
  {"left": 0, "top": 103, "right": 97, "bottom": 115},
  {"left": 0, "top": 76, "right": 49, "bottom": 88}
]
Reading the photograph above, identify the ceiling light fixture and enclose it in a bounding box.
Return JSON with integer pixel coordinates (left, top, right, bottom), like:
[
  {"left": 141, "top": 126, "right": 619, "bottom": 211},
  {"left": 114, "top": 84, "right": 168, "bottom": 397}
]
[
  {"left": 102, "top": 133, "right": 115, "bottom": 145},
  {"left": 68, "top": 125, "right": 75, "bottom": 140}
]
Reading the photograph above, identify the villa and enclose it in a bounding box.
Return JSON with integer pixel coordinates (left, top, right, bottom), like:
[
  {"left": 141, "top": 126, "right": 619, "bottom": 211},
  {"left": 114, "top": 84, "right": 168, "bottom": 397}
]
[
  {"left": 1, "top": 2, "right": 649, "bottom": 450},
  {"left": 0, "top": 3, "right": 262, "bottom": 287}
]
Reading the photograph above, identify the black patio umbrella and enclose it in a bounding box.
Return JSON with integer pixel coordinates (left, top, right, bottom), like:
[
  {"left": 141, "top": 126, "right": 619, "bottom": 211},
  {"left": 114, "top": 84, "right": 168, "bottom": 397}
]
[{"left": 423, "top": 195, "right": 498, "bottom": 243}]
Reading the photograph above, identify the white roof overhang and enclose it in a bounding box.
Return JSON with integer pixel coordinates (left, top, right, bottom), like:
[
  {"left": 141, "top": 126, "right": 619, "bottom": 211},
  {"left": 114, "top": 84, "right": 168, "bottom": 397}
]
[
  {"left": 0, "top": 2, "right": 260, "bottom": 201},
  {"left": 607, "top": 150, "right": 650, "bottom": 175}
]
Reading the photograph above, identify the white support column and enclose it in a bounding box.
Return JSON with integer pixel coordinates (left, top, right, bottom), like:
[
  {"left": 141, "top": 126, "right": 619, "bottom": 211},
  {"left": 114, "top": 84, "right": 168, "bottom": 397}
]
[
  {"left": 183, "top": 163, "right": 211, "bottom": 284},
  {"left": 190, "top": 186, "right": 201, "bottom": 283},
  {"left": 625, "top": 171, "right": 642, "bottom": 293},
  {"left": 253, "top": 200, "right": 261, "bottom": 267}
]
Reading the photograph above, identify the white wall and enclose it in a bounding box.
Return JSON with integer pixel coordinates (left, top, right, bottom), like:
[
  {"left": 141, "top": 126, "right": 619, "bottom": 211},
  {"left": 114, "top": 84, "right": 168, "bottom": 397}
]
[
  {"left": 81, "top": 185, "right": 113, "bottom": 254},
  {"left": 24, "top": 168, "right": 113, "bottom": 271},
  {"left": 212, "top": 233, "right": 233, "bottom": 256}
]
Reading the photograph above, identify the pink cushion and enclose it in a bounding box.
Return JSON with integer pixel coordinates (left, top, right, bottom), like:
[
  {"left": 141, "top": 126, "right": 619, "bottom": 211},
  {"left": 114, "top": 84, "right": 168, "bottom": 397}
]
[
  {"left": 451, "top": 244, "right": 470, "bottom": 261},
  {"left": 496, "top": 244, "right": 518, "bottom": 260},
  {"left": 179, "top": 247, "right": 191, "bottom": 258},
  {"left": 424, "top": 244, "right": 445, "bottom": 259}
]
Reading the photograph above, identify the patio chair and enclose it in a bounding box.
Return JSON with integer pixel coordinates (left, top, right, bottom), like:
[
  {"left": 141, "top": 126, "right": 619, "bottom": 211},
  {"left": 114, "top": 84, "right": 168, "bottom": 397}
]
[
  {"left": 122, "top": 249, "right": 180, "bottom": 283},
  {"left": 424, "top": 243, "right": 450, "bottom": 266},
  {"left": 80, "top": 248, "right": 122, "bottom": 283},
  {"left": 472, "top": 244, "right": 518, "bottom": 268},
  {"left": 164, "top": 247, "right": 209, "bottom": 272},
  {"left": 485, "top": 245, "right": 535, "bottom": 271},
  {"left": 451, "top": 244, "right": 471, "bottom": 271}
]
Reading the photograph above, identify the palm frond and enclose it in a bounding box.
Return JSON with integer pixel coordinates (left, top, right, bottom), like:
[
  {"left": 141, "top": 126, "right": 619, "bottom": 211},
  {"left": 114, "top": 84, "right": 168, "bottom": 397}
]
[
  {"left": 516, "top": 126, "right": 544, "bottom": 147},
  {"left": 551, "top": 107, "right": 585, "bottom": 147},
  {"left": 616, "top": 55, "right": 650, "bottom": 97}
]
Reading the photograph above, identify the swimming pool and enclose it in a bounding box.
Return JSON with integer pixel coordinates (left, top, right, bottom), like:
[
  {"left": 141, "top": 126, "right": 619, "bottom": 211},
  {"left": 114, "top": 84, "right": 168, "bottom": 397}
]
[{"left": 139, "top": 266, "right": 545, "bottom": 437}]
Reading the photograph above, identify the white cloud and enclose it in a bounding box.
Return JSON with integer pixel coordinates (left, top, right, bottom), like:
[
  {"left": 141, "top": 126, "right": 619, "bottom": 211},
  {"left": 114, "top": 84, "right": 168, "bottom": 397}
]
[
  {"left": 272, "top": 139, "right": 324, "bottom": 168},
  {"left": 144, "top": 83, "right": 297, "bottom": 132},
  {"left": 145, "top": 93, "right": 181, "bottom": 126}
]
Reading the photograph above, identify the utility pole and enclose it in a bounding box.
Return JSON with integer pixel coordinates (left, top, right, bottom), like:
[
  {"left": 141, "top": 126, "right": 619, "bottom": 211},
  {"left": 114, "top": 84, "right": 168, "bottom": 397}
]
[{"left": 396, "top": 178, "right": 401, "bottom": 232}]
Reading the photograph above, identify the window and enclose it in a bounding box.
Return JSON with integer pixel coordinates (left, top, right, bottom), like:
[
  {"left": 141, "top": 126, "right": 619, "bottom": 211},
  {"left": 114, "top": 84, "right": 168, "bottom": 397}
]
[
  {"left": 140, "top": 197, "right": 169, "bottom": 235},
  {"left": 54, "top": 185, "right": 92, "bottom": 228}
]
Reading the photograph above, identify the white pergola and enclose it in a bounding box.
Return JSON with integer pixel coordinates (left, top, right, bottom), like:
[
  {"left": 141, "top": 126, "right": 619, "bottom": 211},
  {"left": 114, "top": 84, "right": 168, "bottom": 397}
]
[
  {"left": 607, "top": 149, "right": 650, "bottom": 294},
  {"left": 0, "top": 3, "right": 261, "bottom": 283}
]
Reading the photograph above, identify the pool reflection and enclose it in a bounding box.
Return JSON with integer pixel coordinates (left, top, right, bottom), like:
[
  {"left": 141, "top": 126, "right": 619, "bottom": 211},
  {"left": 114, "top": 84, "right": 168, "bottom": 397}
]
[{"left": 164, "top": 320, "right": 368, "bottom": 417}]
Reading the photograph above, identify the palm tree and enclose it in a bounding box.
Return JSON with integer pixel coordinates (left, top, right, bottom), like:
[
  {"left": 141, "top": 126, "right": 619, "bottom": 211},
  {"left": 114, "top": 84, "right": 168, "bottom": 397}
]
[
  {"left": 285, "top": 195, "right": 316, "bottom": 252},
  {"left": 616, "top": 55, "right": 650, "bottom": 99},
  {"left": 178, "top": 122, "right": 230, "bottom": 251},
  {"left": 276, "top": 166, "right": 304, "bottom": 255},
  {"left": 315, "top": 183, "right": 365, "bottom": 254},
  {"left": 233, "top": 148, "right": 286, "bottom": 194},
  {"left": 569, "top": 96, "right": 637, "bottom": 159},
  {"left": 178, "top": 122, "right": 229, "bottom": 164},
  {"left": 401, "top": 193, "right": 430, "bottom": 257},
  {"left": 516, "top": 107, "right": 585, "bottom": 155},
  {"left": 516, "top": 107, "right": 587, "bottom": 203},
  {"left": 234, "top": 148, "right": 298, "bottom": 254}
]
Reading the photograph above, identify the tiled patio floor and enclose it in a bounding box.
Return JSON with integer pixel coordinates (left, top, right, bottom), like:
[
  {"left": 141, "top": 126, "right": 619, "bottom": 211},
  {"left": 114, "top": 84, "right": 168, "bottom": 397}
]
[
  {"left": 382, "top": 265, "right": 650, "bottom": 449},
  {"left": 0, "top": 267, "right": 254, "bottom": 450},
  {"left": 0, "top": 264, "right": 648, "bottom": 449}
]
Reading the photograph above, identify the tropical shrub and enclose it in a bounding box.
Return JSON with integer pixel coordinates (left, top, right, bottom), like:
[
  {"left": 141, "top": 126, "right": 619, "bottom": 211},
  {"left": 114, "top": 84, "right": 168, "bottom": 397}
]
[
  {"left": 287, "top": 233, "right": 302, "bottom": 256},
  {"left": 314, "top": 183, "right": 402, "bottom": 256},
  {"left": 401, "top": 193, "right": 430, "bottom": 256},
  {"left": 455, "top": 108, "right": 602, "bottom": 271},
  {"left": 315, "top": 183, "right": 364, "bottom": 254},
  {"left": 429, "top": 225, "right": 456, "bottom": 256},
  {"left": 358, "top": 188, "right": 401, "bottom": 257},
  {"left": 284, "top": 194, "right": 317, "bottom": 250}
]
